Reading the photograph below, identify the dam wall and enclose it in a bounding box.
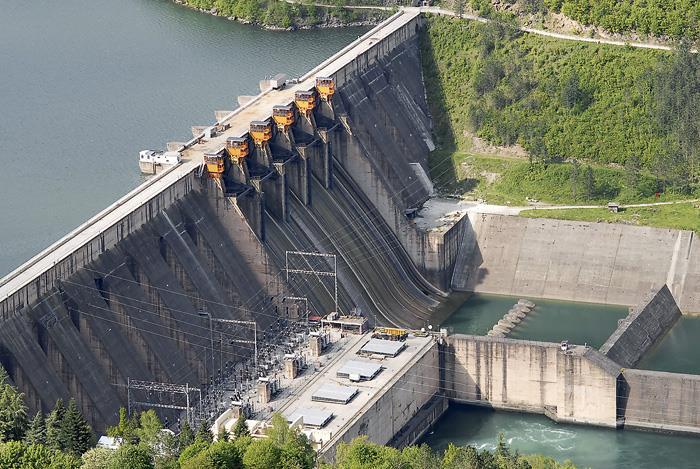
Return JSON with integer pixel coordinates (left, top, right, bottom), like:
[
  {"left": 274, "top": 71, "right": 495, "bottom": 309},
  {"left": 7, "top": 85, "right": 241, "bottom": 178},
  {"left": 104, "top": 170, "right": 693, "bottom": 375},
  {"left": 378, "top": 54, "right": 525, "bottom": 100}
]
[
  {"left": 600, "top": 285, "right": 681, "bottom": 368},
  {"left": 453, "top": 213, "right": 700, "bottom": 312},
  {"left": 620, "top": 369, "right": 700, "bottom": 434},
  {"left": 0, "top": 9, "right": 460, "bottom": 430},
  {"left": 0, "top": 166, "right": 197, "bottom": 319},
  {"left": 444, "top": 335, "right": 620, "bottom": 427}
]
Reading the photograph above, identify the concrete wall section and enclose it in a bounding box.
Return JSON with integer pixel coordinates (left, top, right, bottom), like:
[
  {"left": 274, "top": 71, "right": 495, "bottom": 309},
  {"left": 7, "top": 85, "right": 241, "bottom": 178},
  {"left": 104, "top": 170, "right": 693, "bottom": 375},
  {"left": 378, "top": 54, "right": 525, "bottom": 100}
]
[
  {"left": 600, "top": 285, "right": 681, "bottom": 368},
  {"left": 453, "top": 214, "right": 700, "bottom": 312},
  {"left": 621, "top": 369, "right": 700, "bottom": 434},
  {"left": 444, "top": 335, "right": 620, "bottom": 427}
]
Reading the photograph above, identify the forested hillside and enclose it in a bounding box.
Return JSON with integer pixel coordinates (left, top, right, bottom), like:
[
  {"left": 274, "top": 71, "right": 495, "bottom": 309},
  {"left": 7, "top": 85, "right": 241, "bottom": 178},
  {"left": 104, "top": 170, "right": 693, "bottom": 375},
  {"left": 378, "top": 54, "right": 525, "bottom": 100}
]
[
  {"left": 421, "top": 16, "right": 700, "bottom": 198},
  {"left": 546, "top": 0, "right": 700, "bottom": 40}
]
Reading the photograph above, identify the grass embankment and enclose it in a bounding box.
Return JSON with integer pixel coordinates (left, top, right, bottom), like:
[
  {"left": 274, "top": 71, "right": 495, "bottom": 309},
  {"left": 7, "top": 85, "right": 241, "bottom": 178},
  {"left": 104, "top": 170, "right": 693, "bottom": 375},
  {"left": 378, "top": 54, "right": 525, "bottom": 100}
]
[
  {"left": 521, "top": 203, "right": 700, "bottom": 232},
  {"left": 177, "top": 0, "right": 389, "bottom": 29},
  {"left": 420, "top": 16, "right": 700, "bottom": 231},
  {"left": 429, "top": 151, "right": 686, "bottom": 206}
]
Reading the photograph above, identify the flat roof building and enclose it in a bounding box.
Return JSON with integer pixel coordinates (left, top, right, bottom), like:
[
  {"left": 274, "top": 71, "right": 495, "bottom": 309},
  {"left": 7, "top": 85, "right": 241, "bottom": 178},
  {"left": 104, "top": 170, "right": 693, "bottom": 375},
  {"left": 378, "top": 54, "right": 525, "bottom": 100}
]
[
  {"left": 336, "top": 360, "right": 383, "bottom": 381},
  {"left": 359, "top": 338, "right": 406, "bottom": 357},
  {"left": 287, "top": 408, "right": 335, "bottom": 429},
  {"left": 312, "top": 383, "right": 359, "bottom": 404}
]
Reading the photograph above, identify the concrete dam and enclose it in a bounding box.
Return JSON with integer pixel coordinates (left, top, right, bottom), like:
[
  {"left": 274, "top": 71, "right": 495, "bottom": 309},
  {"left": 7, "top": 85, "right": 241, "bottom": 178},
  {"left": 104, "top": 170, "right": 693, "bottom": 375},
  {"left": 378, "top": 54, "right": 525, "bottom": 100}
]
[{"left": 1, "top": 8, "right": 700, "bottom": 443}]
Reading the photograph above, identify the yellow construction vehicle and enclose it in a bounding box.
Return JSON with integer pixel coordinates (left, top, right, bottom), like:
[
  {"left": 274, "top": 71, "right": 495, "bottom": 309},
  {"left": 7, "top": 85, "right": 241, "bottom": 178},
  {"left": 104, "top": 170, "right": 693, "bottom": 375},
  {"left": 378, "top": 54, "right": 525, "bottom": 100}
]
[
  {"left": 226, "top": 136, "right": 249, "bottom": 160},
  {"left": 372, "top": 327, "right": 408, "bottom": 341},
  {"left": 315, "top": 77, "right": 335, "bottom": 102},
  {"left": 204, "top": 148, "right": 225, "bottom": 178},
  {"left": 250, "top": 120, "right": 272, "bottom": 146},
  {"left": 272, "top": 105, "right": 295, "bottom": 132},
  {"left": 294, "top": 90, "right": 316, "bottom": 116}
]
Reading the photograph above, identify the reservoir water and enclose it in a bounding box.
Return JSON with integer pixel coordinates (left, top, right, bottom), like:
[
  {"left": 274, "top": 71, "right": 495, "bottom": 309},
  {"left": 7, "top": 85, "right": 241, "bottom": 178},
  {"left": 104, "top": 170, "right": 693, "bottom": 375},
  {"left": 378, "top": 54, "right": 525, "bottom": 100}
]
[{"left": 0, "top": 0, "right": 366, "bottom": 277}]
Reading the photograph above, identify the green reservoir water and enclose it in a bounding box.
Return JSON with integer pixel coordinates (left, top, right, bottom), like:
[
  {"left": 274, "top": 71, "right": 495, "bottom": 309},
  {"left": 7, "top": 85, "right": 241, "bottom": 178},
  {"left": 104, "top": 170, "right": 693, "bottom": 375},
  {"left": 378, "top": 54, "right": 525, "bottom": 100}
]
[
  {"left": 442, "top": 293, "right": 628, "bottom": 348},
  {"left": 638, "top": 316, "right": 700, "bottom": 375},
  {"left": 422, "top": 404, "right": 700, "bottom": 469},
  {"left": 0, "top": 0, "right": 366, "bottom": 277}
]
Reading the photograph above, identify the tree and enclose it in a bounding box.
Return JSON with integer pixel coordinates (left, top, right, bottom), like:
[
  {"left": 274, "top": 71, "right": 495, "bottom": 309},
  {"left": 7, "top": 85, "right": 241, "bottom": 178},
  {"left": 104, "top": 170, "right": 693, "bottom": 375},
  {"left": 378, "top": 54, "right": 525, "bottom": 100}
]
[
  {"left": 242, "top": 438, "right": 281, "bottom": 469},
  {"left": 216, "top": 426, "right": 229, "bottom": 442},
  {"left": 195, "top": 420, "right": 213, "bottom": 443},
  {"left": 61, "top": 399, "right": 93, "bottom": 455},
  {"left": 44, "top": 399, "right": 65, "bottom": 451},
  {"left": 179, "top": 421, "right": 194, "bottom": 449},
  {"left": 0, "top": 368, "right": 28, "bottom": 442},
  {"left": 180, "top": 440, "right": 242, "bottom": 469},
  {"left": 624, "top": 155, "right": 641, "bottom": 191},
  {"left": 266, "top": 414, "right": 315, "bottom": 469},
  {"left": 81, "top": 447, "right": 115, "bottom": 469},
  {"left": 178, "top": 440, "right": 210, "bottom": 466},
  {"left": 109, "top": 443, "right": 154, "bottom": 469},
  {"left": 561, "top": 71, "right": 582, "bottom": 109},
  {"left": 108, "top": 407, "right": 138, "bottom": 443},
  {"left": 0, "top": 440, "right": 81, "bottom": 468},
  {"left": 24, "top": 412, "right": 45, "bottom": 446},
  {"left": 585, "top": 165, "right": 595, "bottom": 200},
  {"left": 570, "top": 159, "right": 580, "bottom": 200},
  {"left": 137, "top": 410, "right": 163, "bottom": 447},
  {"left": 232, "top": 414, "right": 249, "bottom": 439}
]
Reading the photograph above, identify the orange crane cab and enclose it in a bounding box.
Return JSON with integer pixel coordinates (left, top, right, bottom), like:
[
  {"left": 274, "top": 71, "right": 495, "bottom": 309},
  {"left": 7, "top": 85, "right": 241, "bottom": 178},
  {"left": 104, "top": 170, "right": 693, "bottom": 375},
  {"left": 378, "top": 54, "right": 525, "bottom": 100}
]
[
  {"left": 272, "top": 105, "right": 295, "bottom": 132},
  {"left": 250, "top": 120, "right": 273, "bottom": 146},
  {"left": 226, "top": 136, "right": 249, "bottom": 160},
  {"left": 294, "top": 90, "right": 316, "bottom": 116},
  {"left": 315, "top": 77, "right": 335, "bottom": 102},
  {"left": 204, "top": 148, "right": 225, "bottom": 178}
]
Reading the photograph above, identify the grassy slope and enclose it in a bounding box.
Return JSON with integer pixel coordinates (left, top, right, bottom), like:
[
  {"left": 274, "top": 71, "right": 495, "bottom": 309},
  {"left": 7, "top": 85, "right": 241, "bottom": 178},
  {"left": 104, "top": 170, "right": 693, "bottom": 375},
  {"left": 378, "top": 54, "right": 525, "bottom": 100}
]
[{"left": 521, "top": 202, "right": 700, "bottom": 232}]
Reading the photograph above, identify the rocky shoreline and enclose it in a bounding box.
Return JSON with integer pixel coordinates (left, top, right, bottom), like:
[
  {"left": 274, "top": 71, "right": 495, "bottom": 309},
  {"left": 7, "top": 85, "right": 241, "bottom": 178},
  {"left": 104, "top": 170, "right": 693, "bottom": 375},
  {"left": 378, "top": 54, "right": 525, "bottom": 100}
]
[{"left": 172, "top": 0, "right": 382, "bottom": 30}]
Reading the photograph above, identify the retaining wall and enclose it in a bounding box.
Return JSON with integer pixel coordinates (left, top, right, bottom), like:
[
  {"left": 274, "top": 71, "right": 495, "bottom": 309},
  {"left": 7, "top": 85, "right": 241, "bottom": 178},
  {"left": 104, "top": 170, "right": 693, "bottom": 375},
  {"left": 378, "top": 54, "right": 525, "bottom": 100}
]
[
  {"left": 453, "top": 213, "right": 700, "bottom": 312},
  {"left": 621, "top": 369, "right": 700, "bottom": 434},
  {"left": 444, "top": 335, "right": 620, "bottom": 427},
  {"left": 600, "top": 285, "right": 681, "bottom": 368}
]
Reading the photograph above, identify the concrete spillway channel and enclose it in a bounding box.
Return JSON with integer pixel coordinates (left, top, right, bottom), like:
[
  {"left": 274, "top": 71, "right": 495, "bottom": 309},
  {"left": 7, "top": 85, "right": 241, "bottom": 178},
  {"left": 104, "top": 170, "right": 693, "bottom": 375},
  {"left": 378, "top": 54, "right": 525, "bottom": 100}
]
[{"left": 487, "top": 299, "right": 535, "bottom": 338}]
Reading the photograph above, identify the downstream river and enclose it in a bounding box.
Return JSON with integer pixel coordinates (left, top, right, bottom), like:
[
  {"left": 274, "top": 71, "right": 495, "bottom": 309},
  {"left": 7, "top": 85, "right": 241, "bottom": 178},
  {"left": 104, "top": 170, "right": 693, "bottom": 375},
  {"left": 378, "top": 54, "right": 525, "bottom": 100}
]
[
  {"left": 430, "top": 294, "right": 700, "bottom": 468},
  {"left": 0, "top": 0, "right": 366, "bottom": 277}
]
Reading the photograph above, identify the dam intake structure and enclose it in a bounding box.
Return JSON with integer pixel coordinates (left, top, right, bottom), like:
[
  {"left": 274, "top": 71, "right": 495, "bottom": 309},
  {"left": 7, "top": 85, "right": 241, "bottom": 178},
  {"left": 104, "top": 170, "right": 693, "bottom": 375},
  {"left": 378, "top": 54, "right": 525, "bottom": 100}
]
[{"left": 0, "top": 10, "right": 465, "bottom": 431}]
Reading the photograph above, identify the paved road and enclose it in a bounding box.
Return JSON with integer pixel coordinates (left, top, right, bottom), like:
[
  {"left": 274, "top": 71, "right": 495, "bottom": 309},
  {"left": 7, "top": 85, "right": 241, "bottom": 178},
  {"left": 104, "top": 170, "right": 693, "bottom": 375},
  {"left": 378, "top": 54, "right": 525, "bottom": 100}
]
[{"left": 468, "top": 199, "right": 700, "bottom": 216}]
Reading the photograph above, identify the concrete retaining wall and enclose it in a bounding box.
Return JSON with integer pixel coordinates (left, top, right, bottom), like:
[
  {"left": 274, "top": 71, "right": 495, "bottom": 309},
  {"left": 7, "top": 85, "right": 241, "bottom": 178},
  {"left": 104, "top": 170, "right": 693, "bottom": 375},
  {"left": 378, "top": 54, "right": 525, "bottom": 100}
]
[
  {"left": 621, "top": 369, "right": 700, "bottom": 434},
  {"left": 453, "top": 213, "right": 700, "bottom": 312},
  {"left": 321, "top": 339, "right": 439, "bottom": 461},
  {"left": 600, "top": 285, "right": 681, "bottom": 368},
  {"left": 444, "top": 335, "right": 620, "bottom": 427}
]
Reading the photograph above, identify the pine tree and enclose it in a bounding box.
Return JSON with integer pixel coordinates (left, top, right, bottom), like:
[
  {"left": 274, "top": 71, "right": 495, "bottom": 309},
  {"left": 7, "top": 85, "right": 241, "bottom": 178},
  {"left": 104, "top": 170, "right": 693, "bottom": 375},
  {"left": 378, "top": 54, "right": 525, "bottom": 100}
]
[
  {"left": 195, "top": 419, "right": 213, "bottom": 443},
  {"left": 24, "top": 411, "right": 46, "bottom": 445},
  {"left": 45, "top": 399, "right": 65, "bottom": 451},
  {"left": 232, "top": 414, "right": 249, "bottom": 439},
  {"left": 0, "top": 365, "right": 28, "bottom": 442},
  {"left": 217, "top": 425, "right": 229, "bottom": 442},
  {"left": 179, "top": 421, "right": 194, "bottom": 448},
  {"left": 107, "top": 407, "right": 138, "bottom": 443},
  {"left": 61, "top": 399, "right": 93, "bottom": 455}
]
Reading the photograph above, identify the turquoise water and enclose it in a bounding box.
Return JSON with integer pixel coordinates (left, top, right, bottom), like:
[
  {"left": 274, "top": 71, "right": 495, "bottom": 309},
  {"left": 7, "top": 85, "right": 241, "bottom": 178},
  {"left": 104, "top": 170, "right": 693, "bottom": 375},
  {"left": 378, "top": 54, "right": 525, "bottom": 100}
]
[
  {"left": 638, "top": 316, "right": 700, "bottom": 375},
  {"left": 0, "top": 0, "right": 366, "bottom": 276},
  {"left": 422, "top": 404, "right": 700, "bottom": 469},
  {"left": 442, "top": 293, "right": 628, "bottom": 348}
]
